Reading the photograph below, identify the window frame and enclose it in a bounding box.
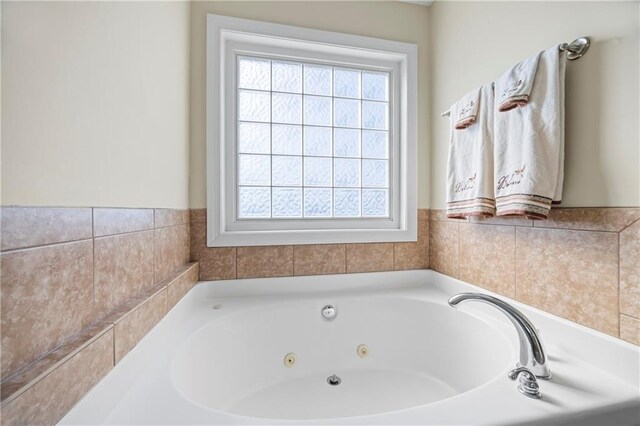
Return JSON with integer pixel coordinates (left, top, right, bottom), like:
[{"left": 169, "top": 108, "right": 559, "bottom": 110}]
[{"left": 207, "top": 14, "right": 418, "bottom": 247}]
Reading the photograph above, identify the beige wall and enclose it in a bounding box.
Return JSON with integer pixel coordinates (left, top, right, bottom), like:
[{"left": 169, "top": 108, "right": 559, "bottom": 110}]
[
  {"left": 1, "top": 1, "right": 191, "bottom": 208},
  {"left": 189, "top": 1, "right": 431, "bottom": 208},
  {"left": 3, "top": 1, "right": 637, "bottom": 210},
  {"left": 429, "top": 1, "right": 639, "bottom": 208}
]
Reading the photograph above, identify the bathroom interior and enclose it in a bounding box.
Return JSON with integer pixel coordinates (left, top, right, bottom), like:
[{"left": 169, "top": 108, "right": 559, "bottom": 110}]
[{"left": 1, "top": 0, "right": 639, "bottom": 424}]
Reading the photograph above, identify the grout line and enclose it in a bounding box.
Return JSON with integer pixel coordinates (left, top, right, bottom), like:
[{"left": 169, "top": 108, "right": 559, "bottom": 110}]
[
  {"left": 465, "top": 221, "right": 531, "bottom": 228},
  {"left": 93, "top": 227, "right": 155, "bottom": 241},
  {"left": 494, "top": 222, "right": 619, "bottom": 234},
  {"left": 620, "top": 313, "right": 640, "bottom": 321},
  {"left": 0, "top": 237, "right": 94, "bottom": 254},
  {"left": 292, "top": 245, "right": 297, "bottom": 276},
  {"left": 345, "top": 243, "right": 349, "bottom": 273},
  {"left": 619, "top": 216, "right": 640, "bottom": 233},
  {"left": 91, "top": 207, "right": 96, "bottom": 238},
  {"left": 532, "top": 225, "right": 624, "bottom": 234},
  {"left": 436, "top": 218, "right": 623, "bottom": 233},
  {"left": 341, "top": 243, "right": 346, "bottom": 274},
  {"left": 234, "top": 246, "right": 238, "bottom": 279},
  {"left": 290, "top": 245, "right": 295, "bottom": 276},
  {"left": 392, "top": 241, "right": 396, "bottom": 270}
]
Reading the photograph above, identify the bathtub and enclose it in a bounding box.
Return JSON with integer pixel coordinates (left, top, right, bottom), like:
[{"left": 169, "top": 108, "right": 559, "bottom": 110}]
[{"left": 61, "top": 270, "right": 640, "bottom": 425}]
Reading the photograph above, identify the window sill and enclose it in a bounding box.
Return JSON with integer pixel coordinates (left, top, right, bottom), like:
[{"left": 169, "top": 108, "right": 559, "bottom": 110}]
[{"left": 208, "top": 226, "right": 417, "bottom": 247}]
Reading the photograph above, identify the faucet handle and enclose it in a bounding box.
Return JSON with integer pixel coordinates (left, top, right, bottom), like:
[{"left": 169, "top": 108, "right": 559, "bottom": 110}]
[{"left": 508, "top": 367, "right": 542, "bottom": 399}]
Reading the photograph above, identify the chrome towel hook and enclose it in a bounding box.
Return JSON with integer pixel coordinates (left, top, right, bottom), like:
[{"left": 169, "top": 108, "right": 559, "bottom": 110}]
[{"left": 559, "top": 36, "right": 591, "bottom": 60}]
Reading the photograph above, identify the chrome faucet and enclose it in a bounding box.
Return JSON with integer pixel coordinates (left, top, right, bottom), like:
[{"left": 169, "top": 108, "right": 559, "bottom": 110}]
[{"left": 448, "top": 293, "right": 551, "bottom": 379}]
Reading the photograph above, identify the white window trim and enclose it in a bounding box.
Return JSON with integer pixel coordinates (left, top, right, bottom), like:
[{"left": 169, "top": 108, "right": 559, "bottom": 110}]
[{"left": 206, "top": 14, "right": 417, "bottom": 247}]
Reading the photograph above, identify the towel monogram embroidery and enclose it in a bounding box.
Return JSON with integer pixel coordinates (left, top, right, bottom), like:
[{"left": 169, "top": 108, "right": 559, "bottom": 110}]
[
  {"left": 458, "top": 100, "right": 475, "bottom": 117},
  {"left": 500, "top": 80, "right": 523, "bottom": 99},
  {"left": 497, "top": 165, "right": 526, "bottom": 190},
  {"left": 454, "top": 173, "right": 477, "bottom": 193}
]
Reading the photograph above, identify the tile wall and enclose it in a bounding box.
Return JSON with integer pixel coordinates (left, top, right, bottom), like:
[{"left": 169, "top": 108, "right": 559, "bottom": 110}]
[
  {"left": 1, "top": 204, "right": 638, "bottom": 425},
  {"left": 428, "top": 208, "right": 640, "bottom": 345},
  {"left": 0, "top": 207, "right": 197, "bottom": 425},
  {"left": 189, "top": 208, "right": 430, "bottom": 279},
  {"left": 189, "top": 206, "right": 639, "bottom": 345}
]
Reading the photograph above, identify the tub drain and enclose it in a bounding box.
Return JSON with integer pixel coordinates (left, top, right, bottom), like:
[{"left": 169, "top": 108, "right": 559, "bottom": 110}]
[{"left": 327, "top": 374, "right": 341, "bottom": 386}]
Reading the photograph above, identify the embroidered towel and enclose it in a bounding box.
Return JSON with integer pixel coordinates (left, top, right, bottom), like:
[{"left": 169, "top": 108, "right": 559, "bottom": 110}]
[
  {"left": 446, "top": 85, "right": 495, "bottom": 218},
  {"left": 497, "top": 51, "right": 542, "bottom": 112},
  {"left": 493, "top": 46, "right": 567, "bottom": 219},
  {"left": 454, "top": 90, "right": 480, "bottom": 129}
]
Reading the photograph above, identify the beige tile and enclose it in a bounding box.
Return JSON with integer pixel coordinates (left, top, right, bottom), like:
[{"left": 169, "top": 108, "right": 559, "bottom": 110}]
[
  {"left": 154, "top": 208, "right": 189, "bottom": 228},
  {"left": 0, "top": 329, "right": 114, "bottom": 426},
  {"left": 418, "top": 208, "right": 429, "bottom": 222},
  {"left": 429, "top": 209, "right": 468, "bottom": 222},
  {"left": 237, "top": 246, "right": 293, "bottom": 279},
  {"left": 154, "top": 224, "right": 190, "bottom": 283},
  {"left": 515, "top": 227, "right": 619, "bottom": 336},
  {"left": 190, "top": 222, "right": 236, "bottom": 280},
  {"left": 0, "top": 207, "right": 92, "bottom": 251},
  {"left": 346, "top": 243, "right": 394, "bottom": 273},
  {"left": 166, "top": 263, "right": 200, "bottom": 309},
  {"left": 93, "top": 208, "right": 153, "bottom": 237},
  {"left": 429, "top": 220, "right": 459, "bottom": 277},
  {"left": 190, "top": 208, "right": 206, "bottom": 223},
  {"left": 469, "top": 215, "right": 533, "bottom": 227},
  {"left": 113, "top": 289, "right": 167, "bottom": 363},
  {"left": 459, "top": 224, "right": 515, "bottom": 297},
  {"left": 534, "top": 208, "right": 640, "bottom": 232},
  {"left": 620, "top": 315, "right": 640, "bottom": 346},
  {"left": 394, "top": 220, "right": 429, "bottom": 270},
  {"left": 94, "top": 231, "right": 155, "bottom": 319},
  {"left": 1, "top": 322, "right": 112, "bottom": 403},
  {"left": 98, "top": 282, "right": 162, "bottom": 324},
  {"left": 620, "top": 220, "right": 640, "bottom": 318},
  {"left": 1, "top": 241, "right": 94, "bottom": 379},
  {"left": 294, "top": 244, "right": 346, "bottom": 276}
]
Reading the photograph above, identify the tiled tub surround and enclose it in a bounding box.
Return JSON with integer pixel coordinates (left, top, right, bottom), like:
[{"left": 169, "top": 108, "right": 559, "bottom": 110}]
[
  {"left": 1, "top": 205, "right": 638, "bottom": 425},
  {"left": 189, "top": 209, "right": 430, "bottom": 279},
  {"left": 0, "top": 207, "right": 198, "bottom": 425},
  {"left": 429, "top": 208, "right": 640, "bottom": 345}
]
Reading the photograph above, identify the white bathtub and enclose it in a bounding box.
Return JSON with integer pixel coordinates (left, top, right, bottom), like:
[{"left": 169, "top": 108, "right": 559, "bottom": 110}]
[{"left": 61, "top": 270, "right": 640, "bottom": 425}]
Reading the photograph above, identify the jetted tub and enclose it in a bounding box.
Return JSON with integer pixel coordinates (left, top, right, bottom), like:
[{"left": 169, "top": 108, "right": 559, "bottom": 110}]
[{"left": 61, "top": 270, "right": 640, "bottom": 425}]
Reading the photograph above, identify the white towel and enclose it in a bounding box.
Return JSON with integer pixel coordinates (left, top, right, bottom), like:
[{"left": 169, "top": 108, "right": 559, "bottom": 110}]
[
  {"left": 497, "top": 51, "right": 542, "bottom": 112},
  {"left": 493, "top": 46, "right": 567, "bottom": 219},
  {"left": 446, "top": 85, "right": 495, "bottom": 218},
  {"left": 454, "top": 91, "right": 480, "bottom": 130}
]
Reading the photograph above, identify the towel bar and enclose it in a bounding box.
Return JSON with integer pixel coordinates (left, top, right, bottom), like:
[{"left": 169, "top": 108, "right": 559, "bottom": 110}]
[{"left": 441, "top": 36, "right": 590, "bottom": 117}]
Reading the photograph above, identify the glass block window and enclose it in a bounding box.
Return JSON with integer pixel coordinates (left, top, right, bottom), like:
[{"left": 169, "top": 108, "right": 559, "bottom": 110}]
[{"left": 236, "top": 56, "right": 390, "bottom": 219}]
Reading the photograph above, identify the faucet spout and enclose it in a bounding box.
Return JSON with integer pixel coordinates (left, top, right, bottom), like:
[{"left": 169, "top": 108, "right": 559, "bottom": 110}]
[{"left": 448, "top": 292, "right": 551, "bottom": 379}]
